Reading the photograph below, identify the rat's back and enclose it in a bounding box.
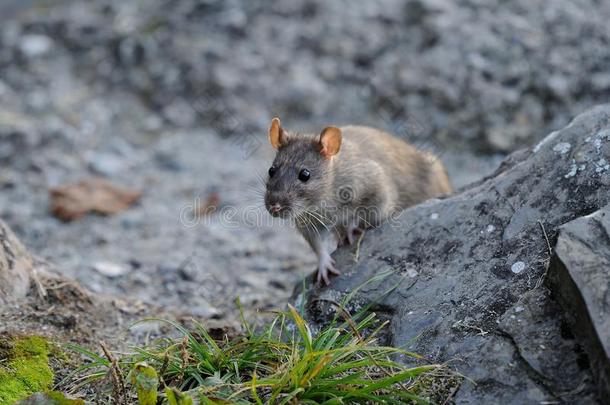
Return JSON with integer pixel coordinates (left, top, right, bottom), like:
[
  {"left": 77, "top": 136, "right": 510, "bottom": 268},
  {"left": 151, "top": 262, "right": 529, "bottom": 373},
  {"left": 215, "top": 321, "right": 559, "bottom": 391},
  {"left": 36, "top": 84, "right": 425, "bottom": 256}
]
[{"left": 339, "top": 125, "right": 452, "bottom": 208}]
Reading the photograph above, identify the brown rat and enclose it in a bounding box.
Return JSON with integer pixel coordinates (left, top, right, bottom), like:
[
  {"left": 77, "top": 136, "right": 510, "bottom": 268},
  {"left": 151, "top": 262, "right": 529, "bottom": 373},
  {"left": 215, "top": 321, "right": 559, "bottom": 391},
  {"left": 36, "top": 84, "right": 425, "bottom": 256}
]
[{"left": 264, "top": 117, "right": 452, "bottom": 285}]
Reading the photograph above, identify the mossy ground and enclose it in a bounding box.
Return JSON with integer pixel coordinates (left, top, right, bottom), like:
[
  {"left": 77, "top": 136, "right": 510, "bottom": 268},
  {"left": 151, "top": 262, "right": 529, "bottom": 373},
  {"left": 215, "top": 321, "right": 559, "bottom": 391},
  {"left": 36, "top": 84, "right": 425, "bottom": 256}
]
[{"left": 0, "top": 336, "right": 54, "bottom": 404}]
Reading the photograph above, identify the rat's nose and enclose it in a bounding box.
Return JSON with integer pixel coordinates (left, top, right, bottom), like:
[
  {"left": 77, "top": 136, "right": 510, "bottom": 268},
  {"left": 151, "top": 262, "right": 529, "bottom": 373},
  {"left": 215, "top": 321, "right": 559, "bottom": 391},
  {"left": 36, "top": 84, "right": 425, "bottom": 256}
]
[{"left": 269, "top": 203, "right": 282, "bottom": 214}]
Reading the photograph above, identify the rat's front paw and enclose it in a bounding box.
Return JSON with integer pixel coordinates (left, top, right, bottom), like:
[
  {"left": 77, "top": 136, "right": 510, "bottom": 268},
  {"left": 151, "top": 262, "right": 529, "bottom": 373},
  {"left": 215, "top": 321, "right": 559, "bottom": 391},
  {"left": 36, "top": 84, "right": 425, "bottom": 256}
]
[{"left": 317, "top": 255, "right": 341, "bottom": 285}]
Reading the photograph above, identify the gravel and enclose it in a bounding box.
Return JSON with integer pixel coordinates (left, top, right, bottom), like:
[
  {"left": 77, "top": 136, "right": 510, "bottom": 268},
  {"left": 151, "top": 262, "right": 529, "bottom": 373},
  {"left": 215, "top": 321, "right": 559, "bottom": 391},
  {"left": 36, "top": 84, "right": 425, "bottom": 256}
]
[{"left": 1, "top": 0, "right": 606, "bottom": 321}]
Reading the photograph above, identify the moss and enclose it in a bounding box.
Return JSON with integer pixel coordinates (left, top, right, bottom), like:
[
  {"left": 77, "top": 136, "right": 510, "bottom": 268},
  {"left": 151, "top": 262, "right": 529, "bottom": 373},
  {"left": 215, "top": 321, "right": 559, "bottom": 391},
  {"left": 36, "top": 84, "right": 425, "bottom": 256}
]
[{"left": 0, "top": 336, "right": 54, "bottom": 404}]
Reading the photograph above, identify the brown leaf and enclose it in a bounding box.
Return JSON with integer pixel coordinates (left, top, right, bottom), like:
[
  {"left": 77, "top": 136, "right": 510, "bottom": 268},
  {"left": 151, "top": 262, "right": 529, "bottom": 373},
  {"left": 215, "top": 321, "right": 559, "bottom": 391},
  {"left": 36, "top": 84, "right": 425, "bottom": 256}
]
[
  {"left": 49, "top": 177, "right": 141, "bottom": 221},
  {"left": 196, "top": 192, "right": 221, "bottom": 217}
]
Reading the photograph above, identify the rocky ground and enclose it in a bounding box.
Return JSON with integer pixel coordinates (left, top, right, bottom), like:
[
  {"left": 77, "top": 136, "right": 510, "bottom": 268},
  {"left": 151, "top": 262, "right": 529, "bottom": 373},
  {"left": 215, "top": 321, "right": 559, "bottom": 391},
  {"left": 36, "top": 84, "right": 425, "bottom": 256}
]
[{"left": 1, "top": 0, "right": 610, "bottom": 401}]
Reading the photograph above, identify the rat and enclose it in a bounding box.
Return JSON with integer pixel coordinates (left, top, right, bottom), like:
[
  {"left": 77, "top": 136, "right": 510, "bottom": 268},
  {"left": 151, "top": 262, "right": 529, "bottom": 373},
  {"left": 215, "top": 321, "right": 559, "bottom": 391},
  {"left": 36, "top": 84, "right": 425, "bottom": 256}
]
[{"left": 264, "top": 117, "right": 452, "bottom": 285}]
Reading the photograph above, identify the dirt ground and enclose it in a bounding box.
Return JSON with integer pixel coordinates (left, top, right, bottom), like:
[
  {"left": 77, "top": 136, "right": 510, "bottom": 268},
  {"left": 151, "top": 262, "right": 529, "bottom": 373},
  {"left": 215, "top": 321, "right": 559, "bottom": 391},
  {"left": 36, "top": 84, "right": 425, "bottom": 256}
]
[{"left": 0, "top": 0, "right": 504, "bottom": 341}]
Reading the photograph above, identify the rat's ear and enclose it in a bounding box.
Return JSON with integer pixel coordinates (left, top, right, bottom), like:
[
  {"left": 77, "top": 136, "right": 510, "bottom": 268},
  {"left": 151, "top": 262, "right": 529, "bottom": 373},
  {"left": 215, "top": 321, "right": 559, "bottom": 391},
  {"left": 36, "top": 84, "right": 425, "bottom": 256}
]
[
  {"left": 268, "top": 117, "right": 287, "bottom": 149},
  {"left": 319, "top": 126, "right": 342, "bottom": 158}
]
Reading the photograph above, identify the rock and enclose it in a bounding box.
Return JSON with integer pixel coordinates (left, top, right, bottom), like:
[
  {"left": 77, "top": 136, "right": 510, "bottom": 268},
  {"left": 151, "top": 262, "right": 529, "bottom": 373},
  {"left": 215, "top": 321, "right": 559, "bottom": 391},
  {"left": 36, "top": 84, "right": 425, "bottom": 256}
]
[
  {"left": 296, "top": 105, "right": 610, "bottom": 403},
  {"left": 0, "top": 219, "right": 33, "bottom": 303},
  {"left": 188, "top": 300, "right": 222, "bottom": 319},
  {"left": 18, "top": 34, "right": 53, "bottom": 58},
  {"left": 547, "top": 204, "right": 610, "bottom": 402},
  {"left": 85, "top": 151, "right": 126, "bottom": 176},
  {"left": 92, "top": 261, "right": 129, "bottom": 278}
]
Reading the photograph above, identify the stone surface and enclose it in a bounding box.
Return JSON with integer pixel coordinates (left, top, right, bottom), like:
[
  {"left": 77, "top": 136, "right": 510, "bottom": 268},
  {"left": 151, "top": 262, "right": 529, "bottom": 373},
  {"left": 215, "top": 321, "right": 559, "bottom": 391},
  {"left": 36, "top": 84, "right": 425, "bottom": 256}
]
[
  {"left": 297, "top": 106, "right": 610, "bottom": 403},
  {"left": 0, "top": 219, "right": 32, "bottom": 304},
  {"left": 547, "top": 204, "right": 610, "bottom": 403}
]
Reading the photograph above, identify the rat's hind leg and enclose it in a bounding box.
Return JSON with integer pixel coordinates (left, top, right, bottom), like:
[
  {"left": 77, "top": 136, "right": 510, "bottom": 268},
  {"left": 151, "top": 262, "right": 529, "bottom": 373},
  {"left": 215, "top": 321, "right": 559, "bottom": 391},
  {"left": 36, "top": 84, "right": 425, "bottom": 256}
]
[
  {"left": 346, "top": 208, "right": 376, "bottom": 245},
  {"left": 312, "top": 230, "right": 341, "bottom": 285},
  {"left": 346, "top": 219, "right": 364, "bottom": 245}
]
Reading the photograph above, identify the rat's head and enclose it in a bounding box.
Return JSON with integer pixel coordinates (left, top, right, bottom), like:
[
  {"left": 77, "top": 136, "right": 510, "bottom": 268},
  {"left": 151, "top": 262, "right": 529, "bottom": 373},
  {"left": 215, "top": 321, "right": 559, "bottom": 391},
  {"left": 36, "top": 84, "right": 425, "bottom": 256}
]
[{"left": 264, "top": 117, "right": 342, "bottom": 219}]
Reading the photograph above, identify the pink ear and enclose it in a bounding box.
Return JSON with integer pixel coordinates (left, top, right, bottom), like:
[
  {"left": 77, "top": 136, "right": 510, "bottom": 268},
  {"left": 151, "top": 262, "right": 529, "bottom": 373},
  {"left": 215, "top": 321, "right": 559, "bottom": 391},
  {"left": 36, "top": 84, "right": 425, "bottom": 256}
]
[
  {"left": 268, "top": 117, "right": 286, "bottom": 149},
  {"left": 319, "top": 126, "right": 342, "bottom": 158}
]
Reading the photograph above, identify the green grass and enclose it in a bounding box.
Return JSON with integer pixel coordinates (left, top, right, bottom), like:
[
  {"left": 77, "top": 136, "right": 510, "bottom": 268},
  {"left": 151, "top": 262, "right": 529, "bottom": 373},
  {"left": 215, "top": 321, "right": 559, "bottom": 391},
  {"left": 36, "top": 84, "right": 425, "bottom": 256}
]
[{"left": 59, "top": 301, "right": 458, "bottom": 404}]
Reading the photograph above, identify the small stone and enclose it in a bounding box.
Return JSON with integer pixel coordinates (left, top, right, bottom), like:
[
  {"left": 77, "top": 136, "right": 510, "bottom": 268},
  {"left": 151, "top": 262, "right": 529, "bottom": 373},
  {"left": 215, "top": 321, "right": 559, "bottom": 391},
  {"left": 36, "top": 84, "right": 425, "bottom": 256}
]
[
  {"left": 511, "top": 261, "right": 526, "bottom": 274},
  {"left": 430, "top": 213, "right": 439, "bottom": 220},
  {"left": 405, "top": 266, "right": 419, "bottom": 278},
  {"left": 86, "top": 152, "right": 126, "bottom": 176},
  {"left": 178, "top": 262, "right": 199, "bottom": 281},
  {"left": 189, "top": 303, "right": 221, "bottom": 319},
  {"left": 514, "top": 306, "right": 525, "bottom": 313},
  {"left": 93, "top": 261, "right": 128, "bottom": 277},
  {"left": 486, "top": 225, "right": 495, "bottom": 233},
  {"left": 19, "top": 34, "right": 53, "bottom": 58}
]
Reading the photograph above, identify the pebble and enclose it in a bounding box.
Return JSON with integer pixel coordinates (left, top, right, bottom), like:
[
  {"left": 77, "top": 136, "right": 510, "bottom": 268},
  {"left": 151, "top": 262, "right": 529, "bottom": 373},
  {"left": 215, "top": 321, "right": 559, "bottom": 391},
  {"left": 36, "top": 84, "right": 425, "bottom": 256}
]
[
  {"left": 93, "top": 261, "right": 129, "bottom": 278},
  {"left": 405, "top": 266, "right": 419, "bottom": 278},
  {"left": 188, "top": 302, "right": 222, "bottom": 319},
  {"left": 511, "top": 261, "right": 526, "bottom": 274},
  {"left": 85, "top": 151, "right": 126, "bottom": 176},
  {"left": 19, "top": 34, "right": 53, "bottom": 58}
]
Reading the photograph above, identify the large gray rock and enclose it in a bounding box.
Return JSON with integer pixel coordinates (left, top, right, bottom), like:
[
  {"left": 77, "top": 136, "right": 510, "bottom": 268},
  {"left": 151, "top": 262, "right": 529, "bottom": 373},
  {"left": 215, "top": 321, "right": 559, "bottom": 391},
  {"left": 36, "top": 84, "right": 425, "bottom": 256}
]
[
  {"left": 296, "top": 105, "right": 610, "bottom": 403},
  {"left": 548, "top": 204, "right": 610, "bottom": 403}
]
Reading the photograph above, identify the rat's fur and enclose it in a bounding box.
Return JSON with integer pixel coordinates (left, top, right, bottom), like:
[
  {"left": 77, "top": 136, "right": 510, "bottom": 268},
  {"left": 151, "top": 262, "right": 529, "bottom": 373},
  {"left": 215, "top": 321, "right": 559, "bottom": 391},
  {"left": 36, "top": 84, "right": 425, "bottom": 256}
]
[{"left": 265, "top": 120, "right": 452, "bottom": 284}]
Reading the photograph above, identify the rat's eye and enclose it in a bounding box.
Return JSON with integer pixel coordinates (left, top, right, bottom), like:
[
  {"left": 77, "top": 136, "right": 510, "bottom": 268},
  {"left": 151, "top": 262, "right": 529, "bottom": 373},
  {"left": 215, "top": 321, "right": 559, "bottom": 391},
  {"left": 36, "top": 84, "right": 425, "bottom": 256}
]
[
  {"left": 298, "top": 168, "right": 310, "bottom": 182},
  {"left": 268, "top": 166, "right": 277, "bottom": 177}
]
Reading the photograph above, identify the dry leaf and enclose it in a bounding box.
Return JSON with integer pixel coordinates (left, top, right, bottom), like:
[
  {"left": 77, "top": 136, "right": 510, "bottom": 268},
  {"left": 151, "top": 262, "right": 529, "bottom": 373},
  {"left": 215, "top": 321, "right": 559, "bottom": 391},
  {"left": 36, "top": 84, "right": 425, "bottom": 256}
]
[
  {"left": 196, "top": 192, "right": 221, "bottom": 217},
  {"left": 49, "top": 177, "right": 141, "bottom": 221}
]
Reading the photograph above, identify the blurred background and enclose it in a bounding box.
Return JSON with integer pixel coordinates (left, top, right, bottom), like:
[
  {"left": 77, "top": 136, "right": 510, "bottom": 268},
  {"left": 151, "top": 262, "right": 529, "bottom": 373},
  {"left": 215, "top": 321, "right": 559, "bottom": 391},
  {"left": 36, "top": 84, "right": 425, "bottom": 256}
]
[{"left": 1, "top": 0, "right": 609, "bottom": 319}]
